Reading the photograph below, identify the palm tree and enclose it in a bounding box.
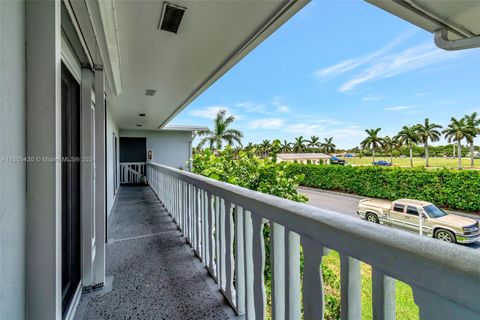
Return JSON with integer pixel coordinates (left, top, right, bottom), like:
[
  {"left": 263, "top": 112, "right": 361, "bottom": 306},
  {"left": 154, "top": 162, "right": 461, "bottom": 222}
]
[
  {"left": 382, "top": 136, "right": 399, "bottom": 164},
  {"left": 197, "top": 109, "right": 243, "bottom": 151},
  {"left": 360, "top": 128, "right": 384, "bottom": 163},
  {"left": 244, "top": 142, "right": 255, "bottom": 152},
  {"left": 260, "top": 139, "right": 271, "bottom": 158},
  {"left": 280, "top": 140, "right": 292, "bottom": 153},
  {"left": 320, "top": 137, "right": 336, "bottom": 154},
  {"left": 307, "top": 136, "right": 320, "bottom": 152},
  {"left": 464, "top": 112, "right": 480, "bottom": 167},
  {"left": 397, "top": 125, "right": 419, "bottom": 167},
  {"left": 292, "top": 136, "right": 307, "bottom": 153},
  {"left": 443, "top": 117, "right": 476, "bottom": 169},
  {"left": 416, "top": 118, "right": 442, "bottom": 167}
]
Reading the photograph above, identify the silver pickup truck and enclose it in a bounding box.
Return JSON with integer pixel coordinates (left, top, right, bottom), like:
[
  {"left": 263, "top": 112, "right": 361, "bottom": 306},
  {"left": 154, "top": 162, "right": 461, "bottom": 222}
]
[{"left": 357, "top": 198, "right": 480, "bottom": 244}]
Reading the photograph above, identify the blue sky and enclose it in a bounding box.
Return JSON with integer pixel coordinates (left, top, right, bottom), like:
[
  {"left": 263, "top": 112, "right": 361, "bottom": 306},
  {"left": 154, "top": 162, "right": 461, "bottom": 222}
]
[{"left": 171, "top": 0, "right": 480, "bottom": 149}]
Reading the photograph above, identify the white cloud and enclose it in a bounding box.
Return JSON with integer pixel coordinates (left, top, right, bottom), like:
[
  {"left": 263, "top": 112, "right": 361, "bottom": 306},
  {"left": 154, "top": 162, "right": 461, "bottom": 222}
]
[
  {"left": 190, "top": 106, "right": 239, "bottom": 119},
  {"left": 271, "top": 96, "right": 290, "bottom": 113},
  {"left": 285, "top": 123, "right": 324, "bottom": 136},
  {"left": 276, "top": 104, "right": 290, "bottom": 113},
  {"left": 415, "top": 92, "right": 428, "bottom": 96},
  {"left": 247, "top": 118, "right": 285, "bottom": 130},
  {"left": 385, "top": 105, "right": 413, "bottom": 111},
  {"left": 362, "top": 95, "right": 382, "bottom": 101},
  {"left": 236, "top": 101, "right": 266, "bottom": 113},
  {"left": 339, "top": 42, "right": 465, "bottom": 92},
  {"left": 314, "top": 29, "right": 415, "bottom": 79},
  {"left": 285, "top": 122, "right": 364, "bottom": 139}
]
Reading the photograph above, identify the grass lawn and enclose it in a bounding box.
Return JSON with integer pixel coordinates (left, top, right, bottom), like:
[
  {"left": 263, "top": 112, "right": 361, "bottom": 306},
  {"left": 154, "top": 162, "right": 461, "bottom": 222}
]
[
  {"left": 340, "top": 156, "right": 479, "bottom": 169},
  {"left": 323, "top": 251, "right": 419, "bottom": 320}
]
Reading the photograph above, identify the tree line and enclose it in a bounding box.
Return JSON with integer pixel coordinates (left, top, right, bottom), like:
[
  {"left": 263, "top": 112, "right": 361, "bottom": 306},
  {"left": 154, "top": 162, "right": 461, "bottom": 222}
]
[
  {"left": 360, "top": 113, "right": 480, "bottom": 169},
  {"left": 196, "top": 109, "right": 480, "bottom": 169}
]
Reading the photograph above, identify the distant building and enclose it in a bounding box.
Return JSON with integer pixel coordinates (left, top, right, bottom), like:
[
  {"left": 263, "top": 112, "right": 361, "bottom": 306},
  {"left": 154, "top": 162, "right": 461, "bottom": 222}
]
[{"left": 276, "top": 153, "right": 331, "bottom": 164}]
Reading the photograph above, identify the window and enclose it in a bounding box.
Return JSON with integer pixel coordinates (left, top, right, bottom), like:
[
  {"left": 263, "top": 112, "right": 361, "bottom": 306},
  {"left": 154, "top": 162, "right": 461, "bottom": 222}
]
[
  {"left": 393, "top": 203, "right": 405, "bottom": 213},
  {"left": 423, "top": 205, "right": 448, "bottom": 218},
  {"left": 406, "top": 206, "right": 419, "bottom": 216}
]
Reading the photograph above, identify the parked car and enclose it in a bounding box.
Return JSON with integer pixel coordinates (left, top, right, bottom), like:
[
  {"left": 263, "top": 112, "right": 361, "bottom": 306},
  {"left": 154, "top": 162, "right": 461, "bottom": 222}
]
[
  {"left": 330, "top": 156, "right": 346, "bottom": 165},
  {"left": 373, "top": 160, "right": 392, "bottom": 166},
  {"left": 357, "top": 198, "right": 480, "bottom": 244}
]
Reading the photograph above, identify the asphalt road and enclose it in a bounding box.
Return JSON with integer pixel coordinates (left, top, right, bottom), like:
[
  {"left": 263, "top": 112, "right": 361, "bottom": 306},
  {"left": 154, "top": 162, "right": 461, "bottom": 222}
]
[{"left": 298, "top": 186, "right": 480, "bottom": 250}]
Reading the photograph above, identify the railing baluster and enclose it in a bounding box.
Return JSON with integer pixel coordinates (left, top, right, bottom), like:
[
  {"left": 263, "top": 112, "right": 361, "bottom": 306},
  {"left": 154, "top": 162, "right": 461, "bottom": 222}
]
[
  {"left": 195, "top": 187, "right": 202, "bottom": 257},
  {"left": 372, "top": 268, "right": 396, "bottom": 320},
  {"left": 207, "top": 192, "right": 216, "bottom": 278},
  {"left": 235, "top": 206, "right": 245, "bottom": 315},
  {"left": 252, "top": 214, "right": 266, "bottom": 319},
  {"left": 219, "top": 198, "right": 226, "bottom": 290},
  {"left": 285, "top": 229, "right": 301, "bottom": 320},
  {"left": 243, "top": 210, "right": 255, "bottom": 319},
  {"left": 271, "top": 222, "right": 285, "bottom": 320},
  {"left": 203, "top": 190, "right": 209, "bottom": 266},
  {"left": 301, "top": 236, "right": 329, "bottom": 319},
  {"left": 411, "top": 285, "right": 478, "bottom": 319},
  {"left": 340, "top": 254, "right": 362, "bottom": 320},
  {"left": 215, "top": 195, "right": 221, "bottom": 282},
  {"left": 224, "top": 200, "right": 234, "bottom": 303}
]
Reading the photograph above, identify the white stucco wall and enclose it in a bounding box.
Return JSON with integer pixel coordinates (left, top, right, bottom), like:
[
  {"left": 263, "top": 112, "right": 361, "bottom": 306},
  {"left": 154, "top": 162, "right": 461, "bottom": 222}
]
[
  {"left": 120, "top": 129, "right": 193, "bottom": 170},
  {"left": 106, "top": 105, "right": 120, "bottom": 215},
  {"left": 0, "top": 1, "right": 26, "bottom": 318}
]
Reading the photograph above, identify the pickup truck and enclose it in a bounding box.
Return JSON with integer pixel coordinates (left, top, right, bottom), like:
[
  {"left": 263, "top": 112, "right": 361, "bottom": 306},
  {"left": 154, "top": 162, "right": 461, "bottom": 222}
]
[{"left": 357, "top": 198, "right": 480, "bottom": 244}]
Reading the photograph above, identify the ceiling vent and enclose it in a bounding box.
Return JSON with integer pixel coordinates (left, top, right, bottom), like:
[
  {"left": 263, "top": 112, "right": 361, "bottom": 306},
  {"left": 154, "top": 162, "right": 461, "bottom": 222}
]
[
  {"left": 145, "top": 89, "right": 156, "bottom": 96},
  {"left": 158, "top": 2, "right": 186, "bottom": 34}
]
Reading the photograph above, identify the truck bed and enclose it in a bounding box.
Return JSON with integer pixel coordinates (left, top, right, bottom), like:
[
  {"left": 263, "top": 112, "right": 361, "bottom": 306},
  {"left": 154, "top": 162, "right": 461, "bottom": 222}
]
[{"left": 359, "top": 198, "right": 391, "bottom": 210}]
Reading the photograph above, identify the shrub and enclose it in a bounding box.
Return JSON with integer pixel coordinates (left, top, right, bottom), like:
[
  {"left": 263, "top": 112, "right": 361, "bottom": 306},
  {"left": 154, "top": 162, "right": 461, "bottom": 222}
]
[{"left": 286, "top": 164, "right": 480, "bottom": 213}]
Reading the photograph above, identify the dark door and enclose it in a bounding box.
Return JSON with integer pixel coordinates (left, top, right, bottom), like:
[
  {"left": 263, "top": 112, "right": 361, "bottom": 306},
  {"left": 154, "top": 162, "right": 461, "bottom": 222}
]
[
  {"left": 119, "top": 137, "right": 147, "bottom": 184},
  {"left": 61, "top": 63, "right": 81, "bottom": 317},
  {"left": 119, "top": 137, "right": 147, "bottom": 163}
]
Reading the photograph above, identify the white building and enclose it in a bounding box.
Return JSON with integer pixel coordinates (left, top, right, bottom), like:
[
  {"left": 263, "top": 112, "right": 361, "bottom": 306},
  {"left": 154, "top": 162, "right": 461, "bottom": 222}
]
[
  {"left": 1, "top": 1, "right": 480, "bottom": 319},
  {"left": 276, "top": 153, "right": 331, "bottom": 164}
]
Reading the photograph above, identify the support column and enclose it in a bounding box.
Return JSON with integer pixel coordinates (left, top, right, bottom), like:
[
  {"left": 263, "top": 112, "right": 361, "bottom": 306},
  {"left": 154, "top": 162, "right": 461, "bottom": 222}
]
[
  {"left": 81, "top": 68, "right": 95, "bottom": 286},
  {"left": 26, "top": 1, "right": 62, "bottom": 318},
  {"left": 93, "top": 67, "right": 106, "bottom": 286}
]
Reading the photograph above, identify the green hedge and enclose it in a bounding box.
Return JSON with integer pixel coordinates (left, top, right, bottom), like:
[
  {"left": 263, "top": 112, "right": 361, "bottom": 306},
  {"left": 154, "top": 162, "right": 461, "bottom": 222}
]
[{"left": 286, "top": 164, "right": 480, "bottom": 213}]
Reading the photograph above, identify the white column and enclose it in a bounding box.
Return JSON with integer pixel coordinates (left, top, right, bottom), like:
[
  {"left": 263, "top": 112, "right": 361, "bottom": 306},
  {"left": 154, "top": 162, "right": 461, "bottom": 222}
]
[
  {"left": 340, "top": 254, "right": 361, "bottom": 320},
  {"left": 271, "top": 222, "right": 285, "bottom": 319},
  {"left": 252, "top": 214, "right": 265, "bottom": 319},
  {"left": 26, "top": 1, "right": 62, "bottom": 318},
  {"left": 372, "top": 268, "right": 396, "bottom": 320},
  {"left": 235, "top": 206, "right": 245, "bottom": 315},
  {"left": 285, "top": 229, "right": 301, "bottom": 320},
  {"left": 93, "top": 67, "right": 106, "bottom": 286},
  {"left": 81, "top": 67, "right": 95, "bottom": 286}
]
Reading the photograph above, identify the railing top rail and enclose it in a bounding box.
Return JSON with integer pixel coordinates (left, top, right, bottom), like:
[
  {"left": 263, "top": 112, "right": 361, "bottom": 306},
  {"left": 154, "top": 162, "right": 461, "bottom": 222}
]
[
  {"left": 120, "top": 162, "right": 146, "bottom": 165},
  {"left": 148, "top": 162, "right": 480, "bottom": 312}
]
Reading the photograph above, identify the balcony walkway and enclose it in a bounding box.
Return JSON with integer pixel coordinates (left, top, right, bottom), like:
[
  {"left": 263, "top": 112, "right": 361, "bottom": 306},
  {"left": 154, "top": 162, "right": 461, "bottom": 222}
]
[{"left": 75, "top": 185, "right": 237, "bottom": 320}]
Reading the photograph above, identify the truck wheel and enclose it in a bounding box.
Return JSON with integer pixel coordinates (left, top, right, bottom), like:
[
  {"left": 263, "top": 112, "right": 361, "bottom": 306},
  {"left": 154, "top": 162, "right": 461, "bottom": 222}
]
[
  {"left": 366, "top": 213, "right": 379, "bottom": 224},
  {"left": 434, "top": 229, "right": 456, "bottom": 244}
]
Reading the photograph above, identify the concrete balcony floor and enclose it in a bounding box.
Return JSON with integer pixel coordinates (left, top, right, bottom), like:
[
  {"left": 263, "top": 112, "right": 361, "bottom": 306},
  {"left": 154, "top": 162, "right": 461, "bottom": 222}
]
[{"left": 75, "top": 186, "right": 237, "bottom": 320}]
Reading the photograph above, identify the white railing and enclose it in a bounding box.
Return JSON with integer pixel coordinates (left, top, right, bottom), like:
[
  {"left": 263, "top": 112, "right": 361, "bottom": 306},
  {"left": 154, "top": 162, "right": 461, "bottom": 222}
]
[
  {"left": 147, "top": 162, "right": 480, "bottom": 320},
  {"left": 120, "top": 162, "right": 146, "bottom": 184}
]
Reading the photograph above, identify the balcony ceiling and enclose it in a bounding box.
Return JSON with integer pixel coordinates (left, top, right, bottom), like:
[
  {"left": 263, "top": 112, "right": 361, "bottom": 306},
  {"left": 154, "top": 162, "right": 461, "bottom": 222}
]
[
  {"left": 107, "top": 0, "right": 307, "bottom": 130},
  {"left": 366, "top": 0, "right": 480, "bottom": 39}
]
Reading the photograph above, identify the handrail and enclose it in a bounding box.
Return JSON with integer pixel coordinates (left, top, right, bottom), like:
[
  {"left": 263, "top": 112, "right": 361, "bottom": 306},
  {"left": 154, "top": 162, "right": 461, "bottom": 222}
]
[{"left": 148, "top": 162, "right": 480, "bottom": 319}]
